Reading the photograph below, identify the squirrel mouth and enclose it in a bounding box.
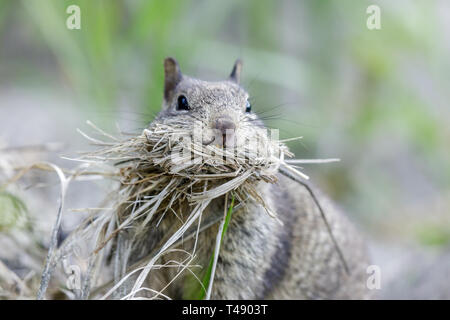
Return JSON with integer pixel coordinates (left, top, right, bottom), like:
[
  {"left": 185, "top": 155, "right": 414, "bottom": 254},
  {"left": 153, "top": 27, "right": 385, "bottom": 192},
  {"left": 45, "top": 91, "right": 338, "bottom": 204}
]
[
  {"left": 201, "top": 134, "right": 230, "bottom": 149},
  {"left": 202, "top": 136, "right": 215, "bottom": 146},
  {"left": 222, "top": 134, "right": 226, "bottom": 148}
]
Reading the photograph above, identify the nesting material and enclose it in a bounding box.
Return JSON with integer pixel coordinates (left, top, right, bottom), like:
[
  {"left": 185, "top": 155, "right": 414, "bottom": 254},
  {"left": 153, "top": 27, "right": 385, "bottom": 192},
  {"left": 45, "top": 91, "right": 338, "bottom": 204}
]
[
  {"left": 0, "top": 119, "right": 341, "bottom": 300},
  {"left": 5, "top": 112, "right": 342, "bottom": 301}
]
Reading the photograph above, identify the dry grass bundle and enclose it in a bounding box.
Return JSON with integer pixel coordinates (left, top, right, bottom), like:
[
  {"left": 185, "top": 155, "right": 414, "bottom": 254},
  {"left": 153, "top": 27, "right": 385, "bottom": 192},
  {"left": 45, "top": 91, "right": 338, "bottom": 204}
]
[{"left": 1, "top": 120, "right": 340, "bottom": 300}]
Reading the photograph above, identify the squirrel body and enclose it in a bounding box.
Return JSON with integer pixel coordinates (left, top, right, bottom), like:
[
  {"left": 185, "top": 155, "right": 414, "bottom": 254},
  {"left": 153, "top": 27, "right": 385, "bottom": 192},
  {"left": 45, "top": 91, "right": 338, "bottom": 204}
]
[{"left": 121, "top": 58, "right": 371, "bottom": 299}]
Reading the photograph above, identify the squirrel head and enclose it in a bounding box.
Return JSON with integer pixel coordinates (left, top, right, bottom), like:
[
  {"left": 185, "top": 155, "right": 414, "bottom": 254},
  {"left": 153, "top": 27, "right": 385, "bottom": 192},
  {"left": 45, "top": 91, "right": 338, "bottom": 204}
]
[{"left": 155, "top": 57, "right": 271, "bottom": 153}]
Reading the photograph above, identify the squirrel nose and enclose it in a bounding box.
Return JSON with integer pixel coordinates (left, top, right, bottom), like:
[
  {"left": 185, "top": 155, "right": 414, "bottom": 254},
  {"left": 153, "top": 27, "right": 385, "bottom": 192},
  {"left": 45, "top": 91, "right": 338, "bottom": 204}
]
[{"left": 214, "top": 116, "right": 236, "bottom": 135}]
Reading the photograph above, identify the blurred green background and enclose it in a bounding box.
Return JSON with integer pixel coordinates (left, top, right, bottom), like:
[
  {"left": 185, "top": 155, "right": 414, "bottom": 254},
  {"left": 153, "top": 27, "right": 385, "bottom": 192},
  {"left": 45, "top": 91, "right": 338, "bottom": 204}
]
[{"left": 1, "top": 0, "right": 449, "bottom": 247}]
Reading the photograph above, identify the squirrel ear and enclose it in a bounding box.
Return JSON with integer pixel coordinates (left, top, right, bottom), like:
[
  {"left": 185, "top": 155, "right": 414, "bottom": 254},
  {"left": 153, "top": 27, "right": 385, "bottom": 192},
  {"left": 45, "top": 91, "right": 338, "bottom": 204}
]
[
  {"left": 229, "top": 59, "right": 242, "bottom": 84},
  {"left": 164, "top": 57, "right": 182, "bottom": 101}
]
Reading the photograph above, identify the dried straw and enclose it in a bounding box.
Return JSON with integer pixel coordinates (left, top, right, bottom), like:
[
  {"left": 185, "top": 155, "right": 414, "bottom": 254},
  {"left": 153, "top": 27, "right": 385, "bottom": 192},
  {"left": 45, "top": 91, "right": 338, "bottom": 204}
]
[
  {"left": 56, "top": 118, "right": 303, "bottom": 300},
  {"left": 2, "top": 118, "right": 341, "bottom": 300}
]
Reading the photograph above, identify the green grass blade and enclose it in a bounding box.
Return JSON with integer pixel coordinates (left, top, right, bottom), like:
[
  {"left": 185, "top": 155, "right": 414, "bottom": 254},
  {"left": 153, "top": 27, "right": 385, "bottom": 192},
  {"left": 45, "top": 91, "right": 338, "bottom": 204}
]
[{"left": 197, "top": 194, "right": 235, "bottom": 300}]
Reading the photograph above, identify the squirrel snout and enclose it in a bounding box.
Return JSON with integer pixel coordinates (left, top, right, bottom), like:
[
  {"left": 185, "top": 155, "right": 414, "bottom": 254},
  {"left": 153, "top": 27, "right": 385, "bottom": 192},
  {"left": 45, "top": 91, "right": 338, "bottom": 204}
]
[
  {"left": 212, "top": 116, "right": 236, "bottom": 148},
  {"left": 214, "top": 116, "right": 236, "bottom": 134}
]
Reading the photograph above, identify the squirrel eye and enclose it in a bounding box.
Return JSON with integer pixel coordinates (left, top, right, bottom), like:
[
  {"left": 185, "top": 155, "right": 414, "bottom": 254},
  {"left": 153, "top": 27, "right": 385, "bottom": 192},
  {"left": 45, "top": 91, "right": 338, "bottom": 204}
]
[
  {"left": 245, "top": 100, "right": 251, "bottom": 113},
  {"left": 177, "top": 95, "right": 190, "bottom": 111}
]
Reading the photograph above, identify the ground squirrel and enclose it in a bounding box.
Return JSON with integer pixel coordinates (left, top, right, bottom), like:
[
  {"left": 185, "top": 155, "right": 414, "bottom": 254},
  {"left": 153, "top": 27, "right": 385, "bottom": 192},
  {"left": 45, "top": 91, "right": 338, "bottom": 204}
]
[{"left": 118, "top": 57, "right": 372, "bottom": 299}]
